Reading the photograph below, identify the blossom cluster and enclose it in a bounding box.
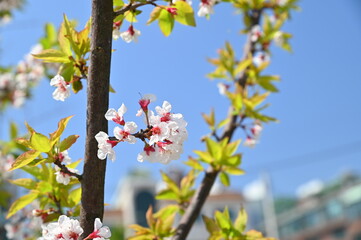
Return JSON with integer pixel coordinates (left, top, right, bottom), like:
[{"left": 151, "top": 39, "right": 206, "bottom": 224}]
[
  {"left": 49, "top": 75, "right": 71, "bottom": 101},
  {"left": 0, "top": 44, "right": 46, "bottom": 108},
  {"left": 96, "top": 94, "right": 188, "bottom": 164},
  {"left": 39, "top": 215, "right": 111, "bottom": 240}
]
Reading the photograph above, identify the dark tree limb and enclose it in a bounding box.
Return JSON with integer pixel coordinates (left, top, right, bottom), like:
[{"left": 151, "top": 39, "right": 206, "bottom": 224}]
[
  {"left": 79, "top": 0, "right": 113, "bottom": 238},
  {"left": 171, "top": 9, "right": 264, "bottom": 240}
]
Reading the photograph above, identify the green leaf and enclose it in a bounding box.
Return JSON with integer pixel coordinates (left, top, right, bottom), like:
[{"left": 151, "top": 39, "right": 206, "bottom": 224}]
[
  {"left": 32, "top": 49, "right": 70, "bottom": 63},
  {"left": 154, "top": 204, "right": 179, "bottom": 219},
  {"left": 9, "top": 150, "right": 41, "bottom": 171},
  {"left": 8, "top": 178, "right": 37, "bottom": 190},
  {"left": 194, "top": 150, "right": 213, "bottom": 164},
  {"left": 125, "top": 10, "right": 141, "bottom": 23},
  {"left": 158, "top": 9, "right": 174, "bottom": 37},
  {"left": 9, "top": 122, "right": 18, "bottom": 139},
  {"left": 225, "top": 140, "right": 241, "bottom": 157},
  {"left": 6, "top": 192, "right": 38, "bottom": 219},
  {"left": 156, "top": 189, "right": 178, "bottom": 201},
  {"left": 219, "top": 172, "right": 230, "bottom": 186},
  {"left": 215, "top": 211, "right": 231, "bottom": 231},
  {"left": 59, "top": 135, "right": 79, "bottom": 152},
  {"left": 184, "top": 158, "right": 204, "bottom": 171},
  {"left": 15, "top": 138, "right": 32, "bottom": 149},
  {"left": 217, "top": 118, "right": 230, "bottom": 129},
  {"left": 234, "top": 208, "right": 247, "bottom": 232},
  {"left": 45, "top": 23, "right": 57, "bottom": 45},
  {"left": 50, "top": 116, "right": 74, "bottom": 145},
  {"left": 72, "top": 79, "right": 83, "bottom": 93},
  {"left": 58, "top": 21, "right": 72, "bottom": 56},
  {"left": 224, "top": 167, "right": 245, "bottom": 175},
  {"left": 202, "top": 109, "right": 215, "bottom": 128},
  {"left": 205, "top": 138, "right": 222, "bottom": 161},
  {"left": 161, "top": 172, "right": 179, "bottom": 194},
  {"left": 203, "top": 215, "right": 220, "bottom": 234},
  {"left": 30, "top": 132, "right": 52, "bottom": 152},
  {"left": 147, "top": 7, "right": 162, "bottom": 24},
  {"left": 109, "top": 84, "right": 116, "bottom": 93},
  {"left": 223, "top": 154, "right": 241, "bottom": 167},
  {"left": 174, "top": 1, "right": 196, "bottom": 27},
  {"left": 63, "top": 14, "right": 81, "bottom": 57},
  {"left": 235, "top": 59, "right": 252, "bottom": 75},
  {"left": 37, "top": 181, "right": 53, "bottom": 193}
]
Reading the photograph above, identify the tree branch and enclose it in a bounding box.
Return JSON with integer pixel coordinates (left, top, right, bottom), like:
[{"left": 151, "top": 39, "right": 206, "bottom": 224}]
[
  {"left": 113, "top": 0, "right": 158, "bottom": 18},
  {"left": 79, "top": 0, "right": 113, "bottom": 238},
  {"left": 171, "top": 9, "right": 263, "bottom": 240}
]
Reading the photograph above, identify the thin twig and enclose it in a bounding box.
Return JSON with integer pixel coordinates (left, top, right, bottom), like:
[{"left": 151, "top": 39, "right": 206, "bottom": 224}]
[{"left": 113, "top": 0, "right": 158, "bottom": 18}]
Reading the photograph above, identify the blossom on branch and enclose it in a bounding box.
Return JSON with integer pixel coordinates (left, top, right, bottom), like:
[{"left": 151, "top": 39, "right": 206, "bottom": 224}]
[
  {"left": 95, "top": 131, "right": 117, "bottom": 161},
  {"left": 40, "top": 215, "right": 83, "bottom": 240},
  {"left": 114, "top": 121, "right": 138, "bottom": 144},
  {"left": 50, "top": 74, "right": 70, "bottom": 101},
  {"left": 105, "top": 103, "right": 127, "bottom": 125},
  {"left": 119, "top": 25, "right": 141, "bottom": 43},
  {"left": 197, "top": 0, "right": 215, "bottom": 17},
  {"left": 86, "top": 218, "right": 111, "bottom": 240}
]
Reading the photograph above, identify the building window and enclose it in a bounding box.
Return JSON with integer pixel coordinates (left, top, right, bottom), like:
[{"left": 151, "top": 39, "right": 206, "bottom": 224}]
[{"left": 135, "top": 190, "right": 155, "bottom": 227}]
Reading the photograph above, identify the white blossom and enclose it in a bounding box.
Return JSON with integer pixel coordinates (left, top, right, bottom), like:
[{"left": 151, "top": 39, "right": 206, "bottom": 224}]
[
  {"left": 120, "top": 25, "right": 141, "bottom": 43},
  {"left": 197, "top": 0, "right": 215, "bottom": 17},
  {"left": 50, "top": 74, "right": 70, "bottom": 101},
  {"left": 95, "top": 131, "right": 116, "bottom": 161},
  {"left": 87, "top": 218, "right": 111, "bottom": 240},
  {"left": 250, "top": 25, "right": 262, "bottom": 42},
  {"left": 114, "top": 121, "right": 138, "bottom": 144},
  {"left": 244, "top": 136, "right": 257, "bottom": 148},
  {"left": 253, "top": 52, "right": 270, "bottom": 66},
  {"left": 40, "top": 215, "right": 83, "bottom": 240},
  {"left": 54, "top": 166, "right": 79, "bottom": 185},
  {"left": 105, "top": 103, "right": 127, "bottom": 125}
]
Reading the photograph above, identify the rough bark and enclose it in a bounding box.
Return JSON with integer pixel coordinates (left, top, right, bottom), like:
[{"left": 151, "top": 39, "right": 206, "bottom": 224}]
[{"left": 79, "top": 0, "right": 113, "bottom": 238}]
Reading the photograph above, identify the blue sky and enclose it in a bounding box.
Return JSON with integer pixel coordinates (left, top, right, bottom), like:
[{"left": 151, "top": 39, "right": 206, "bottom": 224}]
[{"left": 1, "top": 0, "right": 361, "bottom": 203}]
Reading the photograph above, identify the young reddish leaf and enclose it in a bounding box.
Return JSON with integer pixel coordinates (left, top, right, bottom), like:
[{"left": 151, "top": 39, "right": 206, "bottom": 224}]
[
  {"left": 9, "top": 150, "right": 41, "bottom": 171},
  {"left": 146, "top": 205, "right": 155, "bottom": 228}
]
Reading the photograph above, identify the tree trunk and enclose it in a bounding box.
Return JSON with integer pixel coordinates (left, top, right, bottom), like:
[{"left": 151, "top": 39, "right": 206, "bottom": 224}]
[{"left": 80, "top": 0, "right": 113, "bottom": 237}]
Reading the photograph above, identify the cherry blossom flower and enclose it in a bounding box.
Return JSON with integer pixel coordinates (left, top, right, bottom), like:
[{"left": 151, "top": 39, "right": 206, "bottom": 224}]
[
  {"left": 85, "top": 218, "right": 111, "bottom": 240},
  {"left": 253, "top": 52, "right": 270, "bottom": 66},
  {"left": 41, "top": 215, "right": 83, "bottom": 240},
  {"left": 217, "top": 82, "right": 230, "bottom": 96},
  {"left": 250, "top": 122, "right": 262, "bottom": 138},
  {"left": 95, "top": 131, "right": 117, "bottom": 161},
  {"left": 120, "top": 25, "right": 141, "bottom": 43},
  {"left": 50, "top": 74, "right": 70, "bottom": 101},
  {"left": 105, "top": 103, "right": 127, "bottom": 125},
  {"left": 114, "top": 121, "right": 138, "bottom": 144},
  {"left": 55, "top": 150, "right": 72, "bottom": 165},
  {"left": 197, "top": 0, "right": 215, "bottom": 17},
  {"left": 138, "top": 93, "right": 157, "bottom": 112},
  {"left": 250, "top": 25, "right": 262, "bottom": 42},
  {"left": 54, "top": 166, "right": 79, "bottom": 185},
  {"left": 244, "top": 136, "right": 257, "bottom": 148}
]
